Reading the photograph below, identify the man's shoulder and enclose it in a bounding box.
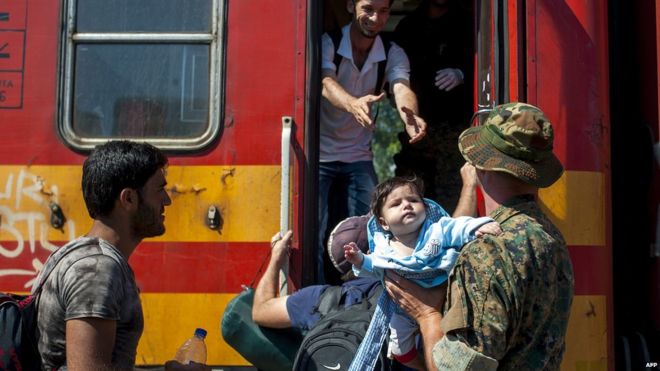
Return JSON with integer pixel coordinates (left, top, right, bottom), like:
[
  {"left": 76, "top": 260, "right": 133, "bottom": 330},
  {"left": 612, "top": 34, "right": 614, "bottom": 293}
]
[
  {"left": 503, "top": 209, "right": 566, "bottom": 248},
  {"left": 458, "top": 235, "right": 505, "bottom": 267},
  {"left": 48, "top": 238, "right": 130, "bottom": 286},
  {"left": 56, "top": 239, "right": 124, "bottom": 267}
]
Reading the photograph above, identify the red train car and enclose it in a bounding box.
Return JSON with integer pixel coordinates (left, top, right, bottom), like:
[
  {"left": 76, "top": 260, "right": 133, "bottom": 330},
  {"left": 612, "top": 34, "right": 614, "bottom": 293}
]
[{"left": 0, "top": 0, "right": 657, "bottom": 368}]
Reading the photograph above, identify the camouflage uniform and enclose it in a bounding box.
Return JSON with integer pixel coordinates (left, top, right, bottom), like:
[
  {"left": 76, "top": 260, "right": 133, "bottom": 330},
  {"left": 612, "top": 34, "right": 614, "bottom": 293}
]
[
  {"left": 433, "top": 195, "right": 574, "bottom": 370},
  {"left": 430, "top": 103, "right": 574, "bottom": 369}
]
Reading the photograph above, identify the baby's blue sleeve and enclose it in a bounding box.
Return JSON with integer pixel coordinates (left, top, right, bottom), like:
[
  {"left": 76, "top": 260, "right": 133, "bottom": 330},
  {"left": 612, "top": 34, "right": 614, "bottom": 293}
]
[
  {"left": 436, "top": 216, "right": 494, "bottom": 246},
  {"left": 352, "top": 254, "right": 383, "bottom": 279}
]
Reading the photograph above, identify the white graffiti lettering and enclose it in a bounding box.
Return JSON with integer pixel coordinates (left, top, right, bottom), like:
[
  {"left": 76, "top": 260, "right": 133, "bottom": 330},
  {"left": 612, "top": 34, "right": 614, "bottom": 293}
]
[{"left": 0, "top": 170, "right": 76, "bottom": 288}]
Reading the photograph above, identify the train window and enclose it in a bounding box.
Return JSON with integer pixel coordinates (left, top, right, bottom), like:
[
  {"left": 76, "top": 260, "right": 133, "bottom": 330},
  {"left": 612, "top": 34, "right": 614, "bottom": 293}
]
[
  {"left": 58, "top": 0, "right": 223, "bottom": 151},
  {"left": 76, "top": 0, "right": 211, "bottom": 33}
]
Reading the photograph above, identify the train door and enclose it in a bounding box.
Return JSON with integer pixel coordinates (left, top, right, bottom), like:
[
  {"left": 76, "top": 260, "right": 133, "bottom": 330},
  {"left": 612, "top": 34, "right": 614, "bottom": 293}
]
[
  {"left": 609, "top": 0, "right": 660, "bottom": 368},
  {"left": 475, "top": 0, "right": 613, "bottom": 369},
  {"left": 0, "top": 0, "right": 308, "bottom": 367}
]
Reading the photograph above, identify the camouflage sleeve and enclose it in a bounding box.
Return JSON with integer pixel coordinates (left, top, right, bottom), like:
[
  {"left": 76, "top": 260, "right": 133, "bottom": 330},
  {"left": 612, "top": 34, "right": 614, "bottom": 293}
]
[
  {"left": 438, "top": 236, "right": 516, "bottom": 361},
  {"left": 432, "top": 334, "right": 498, "bottom": 370}
]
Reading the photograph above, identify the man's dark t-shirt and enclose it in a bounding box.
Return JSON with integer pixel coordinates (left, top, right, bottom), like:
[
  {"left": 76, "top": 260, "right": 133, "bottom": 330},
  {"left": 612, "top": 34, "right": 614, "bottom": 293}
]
[{"left": 286, "top": 277, "right": 381, "bottom": 332}]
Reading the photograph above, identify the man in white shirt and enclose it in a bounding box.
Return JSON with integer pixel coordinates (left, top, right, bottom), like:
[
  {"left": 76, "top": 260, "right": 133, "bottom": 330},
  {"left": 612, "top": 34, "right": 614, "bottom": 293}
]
[{"left": 318, "top": 0, "right": 427, "bottom": 283}]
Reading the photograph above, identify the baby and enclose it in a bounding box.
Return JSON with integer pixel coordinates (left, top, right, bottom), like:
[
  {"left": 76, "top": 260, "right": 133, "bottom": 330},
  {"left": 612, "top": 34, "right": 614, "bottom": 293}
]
[{"left": 344, "top": 176, "right": 501, "bottom": 368}]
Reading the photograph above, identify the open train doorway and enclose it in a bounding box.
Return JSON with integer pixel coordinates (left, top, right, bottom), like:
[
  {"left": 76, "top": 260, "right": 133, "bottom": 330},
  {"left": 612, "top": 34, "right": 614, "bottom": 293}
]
[{"left": 315, "top": 0, "right": 476, "bottom": 285}]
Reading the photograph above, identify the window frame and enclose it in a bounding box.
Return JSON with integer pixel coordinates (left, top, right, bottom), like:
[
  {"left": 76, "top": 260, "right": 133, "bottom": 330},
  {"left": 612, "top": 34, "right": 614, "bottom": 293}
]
[{"left": 58, "top": 0, "right": 224, "bottom": 152}]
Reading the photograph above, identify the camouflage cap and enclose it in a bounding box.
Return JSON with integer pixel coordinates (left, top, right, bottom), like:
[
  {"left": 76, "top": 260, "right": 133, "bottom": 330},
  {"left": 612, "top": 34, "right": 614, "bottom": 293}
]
[{"left": 458, "top": 102, "right": 564, "bottom": 188}]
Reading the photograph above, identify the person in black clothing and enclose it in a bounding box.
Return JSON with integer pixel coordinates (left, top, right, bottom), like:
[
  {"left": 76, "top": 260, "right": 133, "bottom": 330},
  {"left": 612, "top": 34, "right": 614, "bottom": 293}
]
[{"left": 393, "top": 0, "right": 473, "bottom": 212}]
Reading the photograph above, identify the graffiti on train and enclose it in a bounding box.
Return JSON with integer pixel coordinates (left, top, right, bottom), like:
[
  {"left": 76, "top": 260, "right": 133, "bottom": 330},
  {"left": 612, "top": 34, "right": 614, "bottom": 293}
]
[{"left": 0, "top": 169, "right": 76, "bottom": 288}]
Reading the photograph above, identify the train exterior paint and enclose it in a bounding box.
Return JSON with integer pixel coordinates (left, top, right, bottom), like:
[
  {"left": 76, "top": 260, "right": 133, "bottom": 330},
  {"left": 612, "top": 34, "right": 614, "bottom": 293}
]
[
  {"left": 492, "top": 1, "right": 614, "bottom": 369},
  {"left": 1, "top": 0, "right": 657, "bottom": 369},
  {"left": 531, "top": 2, "right": 612, "bottom": 369},
  {"left": 0, "top": 0, "right": 307, "bottom": 365}
]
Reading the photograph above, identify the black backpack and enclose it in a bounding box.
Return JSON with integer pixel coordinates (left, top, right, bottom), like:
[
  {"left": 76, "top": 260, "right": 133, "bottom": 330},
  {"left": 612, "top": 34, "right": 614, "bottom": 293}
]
[
  {"left": 0, "top": 240, "right": 95, "bottom": 370},
  {"left": 328, "top": 28, "right": 392, "bottom": 95},
  {"left": 0, "top": 293, "right": 41, "bottom": 370},
  {"left": 292, "top": 283, "right": 391, "bottom": 371}
]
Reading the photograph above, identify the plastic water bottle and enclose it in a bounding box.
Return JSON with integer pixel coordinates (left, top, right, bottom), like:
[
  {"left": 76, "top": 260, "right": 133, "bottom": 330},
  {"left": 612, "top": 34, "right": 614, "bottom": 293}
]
[{"left": 174, "top": 328, "right": 208, "bottom": 364}]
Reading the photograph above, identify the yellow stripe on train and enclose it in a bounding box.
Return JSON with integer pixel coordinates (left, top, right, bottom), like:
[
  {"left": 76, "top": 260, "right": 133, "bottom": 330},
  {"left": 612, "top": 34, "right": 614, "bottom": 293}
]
[
  {"left": 562, "top": 295, "right": 608, "bottom": 371},
  {"left": 1, "top": 166, "right": 604, "bottom": 246},
  {"left": 138, "top": 292, "right": 608, "bottom": 368},
  {"left": 0, "top": 165, "right": 280, "bottom": 243},
  {"left": 540, "top": 171, "right": 605, "bottom": 247},
  {"left": 138, "top": 293, "right": 251, "bottom": 365}
]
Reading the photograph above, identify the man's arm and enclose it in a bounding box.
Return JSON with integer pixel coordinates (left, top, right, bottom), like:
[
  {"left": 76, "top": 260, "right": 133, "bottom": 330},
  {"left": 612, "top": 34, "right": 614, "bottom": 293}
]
[
  {"left": 322, "top": 71, "right": 385, "bottom": 128},
  {"left": 391, "top": 80, "right": 427, "bottom": 143},
  {"left": 252, "top": 230, "right": 294, "bottom": 328},
  {"left": 453, "top": 163, "right": 478, "bottom": 217},
  {"left": 66, "top": 317, "right": 117, "bottom": 370},
  {"left": 384, "top": 273, "right": 446, "bottom": 371}
]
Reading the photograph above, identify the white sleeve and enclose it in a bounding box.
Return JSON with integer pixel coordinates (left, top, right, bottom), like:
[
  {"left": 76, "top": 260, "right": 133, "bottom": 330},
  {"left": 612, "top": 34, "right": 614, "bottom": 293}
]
[
  {"left": 385, "top": 42, "right": 410, "bottom": 84},
  {"left": 321, "top": 33, "right": 337, "bottom": 72}
]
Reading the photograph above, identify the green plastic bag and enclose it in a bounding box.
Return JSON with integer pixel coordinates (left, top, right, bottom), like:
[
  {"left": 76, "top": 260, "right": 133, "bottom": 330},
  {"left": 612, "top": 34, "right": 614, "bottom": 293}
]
[{"left": 221, "top": 287, "right": 302, "bottom": 371}]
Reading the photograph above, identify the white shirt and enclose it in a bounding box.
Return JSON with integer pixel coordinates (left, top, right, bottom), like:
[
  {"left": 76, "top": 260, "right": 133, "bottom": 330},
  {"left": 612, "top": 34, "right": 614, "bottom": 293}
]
[{"left": 320, "top": 24, "right": 410, "bottom": 163}]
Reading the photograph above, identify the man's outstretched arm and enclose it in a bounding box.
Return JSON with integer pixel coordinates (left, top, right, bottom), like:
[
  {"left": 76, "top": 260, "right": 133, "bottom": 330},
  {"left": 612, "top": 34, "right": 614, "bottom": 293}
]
[
  {"left": 322, "top": 71, "right": 385, "bottom": 129},
  {"left": 391, "top": 80, "right": 427, "bottom": 143},
  {"left": 252, "top": 230, "right": 294, "bottom": 328}
]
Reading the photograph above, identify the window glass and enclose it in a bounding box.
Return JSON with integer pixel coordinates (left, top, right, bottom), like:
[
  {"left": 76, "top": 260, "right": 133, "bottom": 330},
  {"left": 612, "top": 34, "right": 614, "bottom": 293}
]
[
  {"left": 60, "top": 0, "right": 221, "bottom": 150},
  {"left": 76, "top": 0, "right": 211, "bottom": 32},
  {"left": 72, "top": 44, "right": 209, "bottom": 139}
]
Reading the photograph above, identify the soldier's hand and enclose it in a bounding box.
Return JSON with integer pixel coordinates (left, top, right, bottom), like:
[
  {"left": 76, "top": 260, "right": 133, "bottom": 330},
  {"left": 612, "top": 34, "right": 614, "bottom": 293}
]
[
  {"left": 384, "top": 271, "right": 445, "bottom": 322},
  {"left": 401, "top": 107, "right": 427, "bottom": 143},
  {"left": 460, "top": 163, "right": 478, "bottom": 190},
  {"left": 348, "top": 93, "right": 385, "bottom": 129},
  {"left": 435, "top": 68, "right": 464, "bottom": 91}
]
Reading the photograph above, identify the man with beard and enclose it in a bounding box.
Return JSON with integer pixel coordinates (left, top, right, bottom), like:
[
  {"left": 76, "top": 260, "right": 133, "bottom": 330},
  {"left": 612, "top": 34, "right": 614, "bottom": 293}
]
[
  {"left": 318, "top": 0, "right": 427, "bottom": 284},
  {"left": 33, "top": 141, "right": 204, "bottom": 370},
  {"left": 393, "top": 0, "right": 473, "bottom": 212}
]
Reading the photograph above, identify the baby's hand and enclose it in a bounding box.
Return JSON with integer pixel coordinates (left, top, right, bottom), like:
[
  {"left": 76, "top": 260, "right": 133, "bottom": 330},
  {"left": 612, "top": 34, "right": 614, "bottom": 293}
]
[
  {"left": 343, "top": 242, "right": 364, "bottom": 268},
  {"left": 475, "top": 222, "right": 502, "bottom": 237}
]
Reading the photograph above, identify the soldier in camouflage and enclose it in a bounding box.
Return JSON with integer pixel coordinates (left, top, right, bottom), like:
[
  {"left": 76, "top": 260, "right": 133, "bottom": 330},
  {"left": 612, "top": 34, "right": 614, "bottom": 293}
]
[{"left": 383, "top": 102, "right": 575, "bottom": 370}]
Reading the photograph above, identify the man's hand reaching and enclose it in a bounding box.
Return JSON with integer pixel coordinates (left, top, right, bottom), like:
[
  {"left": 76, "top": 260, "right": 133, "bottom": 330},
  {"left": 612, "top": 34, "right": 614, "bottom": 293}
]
[
  {"left": 348, "top": 93, "right": 385, "bottom": 129},
  {"left": 401, "top": 106, "right": 427, "bottom": 143}
]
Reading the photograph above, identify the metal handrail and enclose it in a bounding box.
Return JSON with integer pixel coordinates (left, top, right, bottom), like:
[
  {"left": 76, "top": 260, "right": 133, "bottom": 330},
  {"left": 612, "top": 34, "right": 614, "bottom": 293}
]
[{"left": 279, "top": 116, "right": 293, "bottom": 295}]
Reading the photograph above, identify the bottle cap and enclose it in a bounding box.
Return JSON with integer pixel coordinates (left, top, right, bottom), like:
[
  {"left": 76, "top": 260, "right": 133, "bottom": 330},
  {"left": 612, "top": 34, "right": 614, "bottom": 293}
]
[{"left": 194, "top": 328, "right": 208, "bottom": 339}]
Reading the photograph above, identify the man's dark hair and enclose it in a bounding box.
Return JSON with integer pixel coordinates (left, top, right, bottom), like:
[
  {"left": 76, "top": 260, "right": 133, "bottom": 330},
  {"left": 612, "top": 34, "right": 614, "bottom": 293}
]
[
  {"left": 351, "top": 0, "right": 396, "bottom": 9},
  {"left": 82, "top": 140, "right": 168, "bottom": 218},
  {"left": 370, "top": 175, "right": 425, "bottom": 219}
]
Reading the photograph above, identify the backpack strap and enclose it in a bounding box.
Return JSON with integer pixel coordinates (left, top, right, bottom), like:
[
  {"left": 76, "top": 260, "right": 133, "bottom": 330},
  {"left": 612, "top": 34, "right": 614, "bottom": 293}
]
[
  {"left": 374, "top": 35, "right": 391, "bottom": 95},
  {"left": 315, "top": 286, "right": 343, "bottom": 318},
  {"left": 31, "top": 238, "right": 101, "bottom": 295},
  {"left": 365, "top": 282, "right": 384, "bottom": 309},
  {"left": 328, "top": 28, "right": 391, "bottom": 95},
  {"left": 329, "top": 28, "right": 343, "bottom": 74}
]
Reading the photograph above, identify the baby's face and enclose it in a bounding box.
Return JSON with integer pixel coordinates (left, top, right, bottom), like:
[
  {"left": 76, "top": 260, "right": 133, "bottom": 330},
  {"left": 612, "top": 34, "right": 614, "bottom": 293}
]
[{"left": 378, "top": 185, "right": 427, "bottom": 237}]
